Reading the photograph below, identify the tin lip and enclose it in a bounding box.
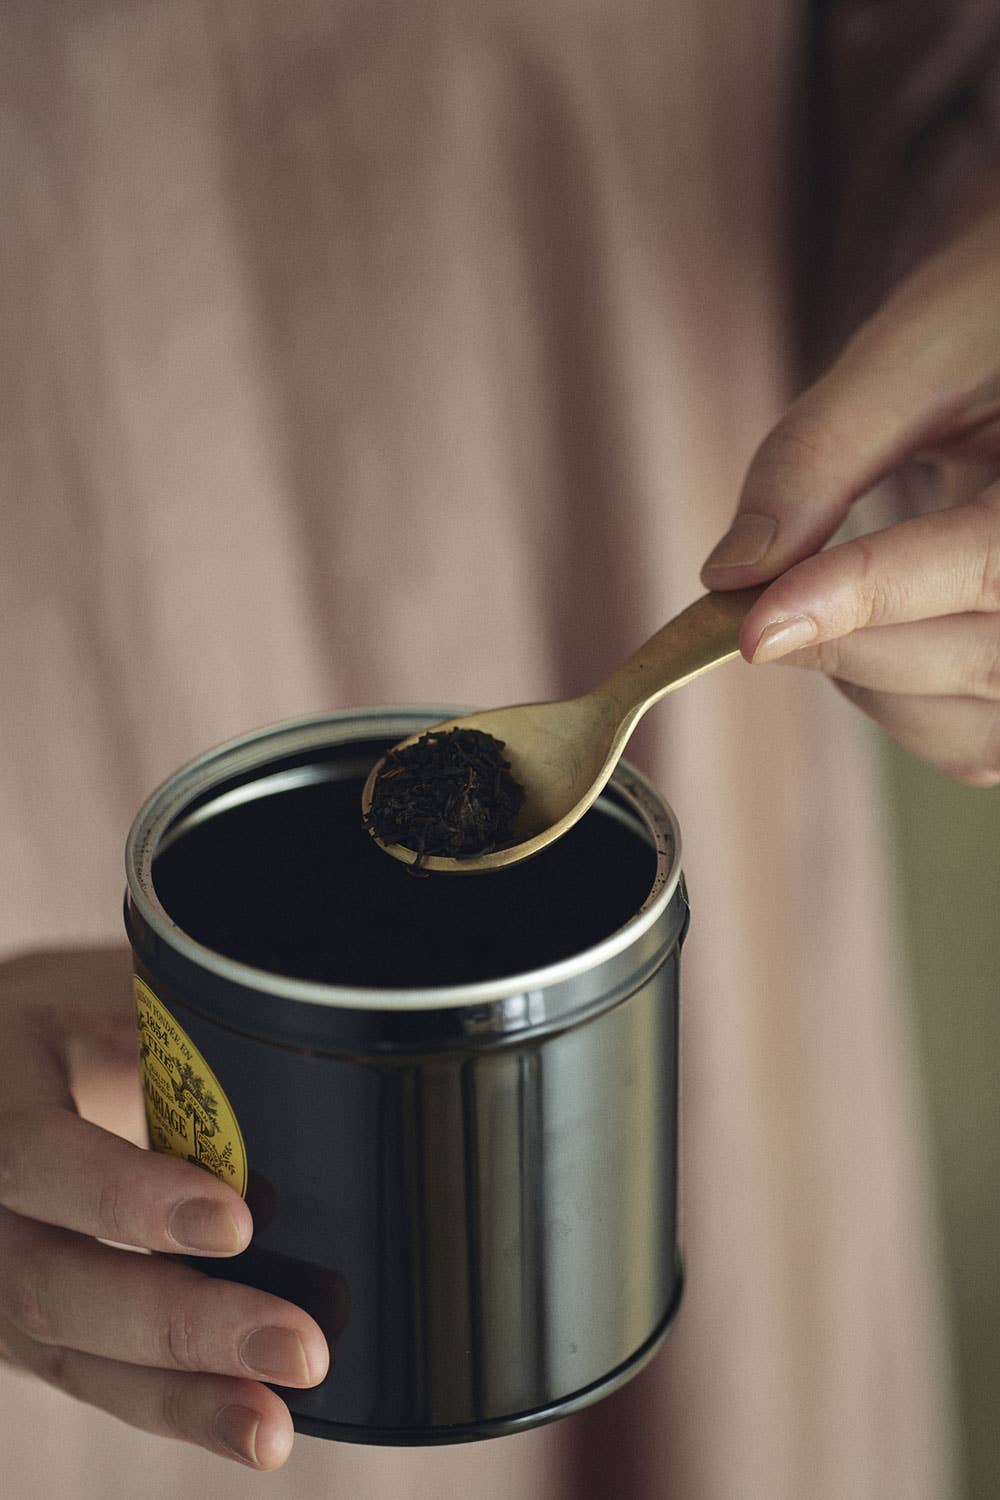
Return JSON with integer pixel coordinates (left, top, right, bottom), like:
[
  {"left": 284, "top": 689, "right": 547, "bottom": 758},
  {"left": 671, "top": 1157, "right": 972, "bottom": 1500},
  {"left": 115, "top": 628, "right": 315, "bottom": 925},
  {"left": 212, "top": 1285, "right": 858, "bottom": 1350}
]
[{"left": 125, "top": 707, "right": 684, "bottom": 1013}]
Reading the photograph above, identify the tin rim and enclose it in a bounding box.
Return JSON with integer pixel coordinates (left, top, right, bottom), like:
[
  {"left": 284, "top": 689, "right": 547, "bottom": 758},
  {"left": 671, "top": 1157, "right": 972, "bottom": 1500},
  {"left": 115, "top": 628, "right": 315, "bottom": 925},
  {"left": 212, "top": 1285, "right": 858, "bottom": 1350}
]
[{"left": 125, "top": 707, "right": 684, "bottom": 1012}]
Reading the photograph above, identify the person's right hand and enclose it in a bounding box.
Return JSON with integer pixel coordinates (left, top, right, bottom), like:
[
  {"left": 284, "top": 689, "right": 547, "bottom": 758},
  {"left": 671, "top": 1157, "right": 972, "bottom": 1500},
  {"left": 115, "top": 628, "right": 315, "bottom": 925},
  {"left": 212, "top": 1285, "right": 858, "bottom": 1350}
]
[{"left": 0, "top": 946, "right": 329, "bottom": 1470}]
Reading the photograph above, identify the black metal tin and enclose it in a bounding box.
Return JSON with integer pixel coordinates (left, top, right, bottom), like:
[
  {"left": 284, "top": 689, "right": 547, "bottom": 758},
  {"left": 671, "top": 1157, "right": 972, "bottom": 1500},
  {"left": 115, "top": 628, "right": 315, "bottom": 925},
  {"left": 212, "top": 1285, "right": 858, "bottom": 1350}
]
[{"left": 124, "top": 708, "right": 688, "bottom": 1444}]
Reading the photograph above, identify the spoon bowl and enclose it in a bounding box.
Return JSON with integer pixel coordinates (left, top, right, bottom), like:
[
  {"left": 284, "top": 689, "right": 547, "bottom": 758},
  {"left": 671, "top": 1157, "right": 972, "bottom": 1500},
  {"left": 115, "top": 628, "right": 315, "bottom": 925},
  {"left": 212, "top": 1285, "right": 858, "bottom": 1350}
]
[{"left": 362, "top": 586, "right": 764, "bottom": 872}]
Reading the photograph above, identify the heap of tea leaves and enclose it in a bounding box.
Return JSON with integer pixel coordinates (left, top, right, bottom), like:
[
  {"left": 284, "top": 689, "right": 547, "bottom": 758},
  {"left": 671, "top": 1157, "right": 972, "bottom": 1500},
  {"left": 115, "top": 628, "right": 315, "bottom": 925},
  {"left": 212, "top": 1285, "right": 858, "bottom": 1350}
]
[{"left": 365, "top": 728, "right": 525, "bottom": 863}]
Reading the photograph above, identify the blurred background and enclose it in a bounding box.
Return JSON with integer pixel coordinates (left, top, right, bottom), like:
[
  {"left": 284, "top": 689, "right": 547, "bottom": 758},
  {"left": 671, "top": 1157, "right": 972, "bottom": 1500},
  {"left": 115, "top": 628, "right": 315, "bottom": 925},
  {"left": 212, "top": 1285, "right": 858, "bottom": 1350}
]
[
  {"left": 883, "top": 747, "right": 1000, "bottom": 1500},
  {"left": 3, "top": 5, "right": 997, "bottom": 1496}
]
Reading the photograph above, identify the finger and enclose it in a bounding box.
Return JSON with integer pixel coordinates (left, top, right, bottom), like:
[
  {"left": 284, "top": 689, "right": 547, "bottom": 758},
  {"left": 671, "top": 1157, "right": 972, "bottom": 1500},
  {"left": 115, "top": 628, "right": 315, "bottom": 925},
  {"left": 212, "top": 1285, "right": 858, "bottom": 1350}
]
[
  {"left": 0, "top": 1212, "right": 331, "bottom": 1383},
  {"left": 0, "top": 946, "right": 144, "bottom": 1142},
  {"left": 0, "top": 1314, "right": 295, "bottom": 1469},
  {"left": 0, "top": 1103, "right": 252, "bottom": 1254},
  {"left": 832, "top": 683, "right": 1000, "bottom": 787},
  {"left": 701, "top": 211, "right": 1000, "bottom": 584},
  {"left": 0, "top": 945, "right": 135, "bottom": 1039},
  {"left": 1, "top": 947, "right": 137, "bottom": 1092},
  {"left": 737, "top": 488, "right": 1000, "bottom": 663},
  {"left": 779, "top": 613, "right": 1000, "bottom": 699},
  {"left": 0, "top": 1213, "right": 330, "bottom": 1386}
]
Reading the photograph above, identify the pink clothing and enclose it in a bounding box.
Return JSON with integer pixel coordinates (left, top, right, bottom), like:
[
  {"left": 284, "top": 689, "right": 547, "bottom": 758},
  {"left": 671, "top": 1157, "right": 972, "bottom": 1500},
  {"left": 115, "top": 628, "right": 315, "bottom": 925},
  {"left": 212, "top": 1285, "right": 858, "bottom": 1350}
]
[{"left": 1, "top": 2, "right": 965, "bottom": 1495}]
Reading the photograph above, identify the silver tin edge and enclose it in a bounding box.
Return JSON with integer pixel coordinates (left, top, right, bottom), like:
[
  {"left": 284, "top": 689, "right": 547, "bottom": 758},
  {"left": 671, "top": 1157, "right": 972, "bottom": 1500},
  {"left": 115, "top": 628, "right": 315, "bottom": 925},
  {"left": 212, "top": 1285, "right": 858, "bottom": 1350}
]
[{"left": 125, "top": 707, "right": 684, "bottom": 1014}]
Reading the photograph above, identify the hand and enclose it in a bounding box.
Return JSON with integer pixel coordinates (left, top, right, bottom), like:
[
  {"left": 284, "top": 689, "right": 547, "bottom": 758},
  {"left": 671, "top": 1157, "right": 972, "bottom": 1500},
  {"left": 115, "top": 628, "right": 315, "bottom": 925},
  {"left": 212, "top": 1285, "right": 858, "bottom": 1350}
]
[
  {"left": 702, "top": 208, "right": 1000, "bottom": 787},
  {"left": 0, "top": 946, "right": 329, "bottom": 1469}
]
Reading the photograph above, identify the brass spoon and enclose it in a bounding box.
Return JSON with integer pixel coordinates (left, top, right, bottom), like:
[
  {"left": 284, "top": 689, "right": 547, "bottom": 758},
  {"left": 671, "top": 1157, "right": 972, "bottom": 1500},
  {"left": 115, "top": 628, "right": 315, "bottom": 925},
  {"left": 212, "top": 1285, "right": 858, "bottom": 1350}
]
[{"left": 362, "top": 586, "right": 765, "bottom": 873}]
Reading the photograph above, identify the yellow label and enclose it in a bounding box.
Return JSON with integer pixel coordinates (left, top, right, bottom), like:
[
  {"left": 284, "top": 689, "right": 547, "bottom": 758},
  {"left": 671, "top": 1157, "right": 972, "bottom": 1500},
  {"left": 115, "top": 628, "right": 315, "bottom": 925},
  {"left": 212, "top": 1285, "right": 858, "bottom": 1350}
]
[{"left": 134, "top": 976, "right": 248, "bottom": 1198}]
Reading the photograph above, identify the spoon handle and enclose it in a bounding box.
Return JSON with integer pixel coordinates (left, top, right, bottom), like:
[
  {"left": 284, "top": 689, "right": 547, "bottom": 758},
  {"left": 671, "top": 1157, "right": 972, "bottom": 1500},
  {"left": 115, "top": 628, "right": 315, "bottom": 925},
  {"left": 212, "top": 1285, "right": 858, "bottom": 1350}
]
[{"left": 603, "top": 586, "right": 767, "bottom": 715}]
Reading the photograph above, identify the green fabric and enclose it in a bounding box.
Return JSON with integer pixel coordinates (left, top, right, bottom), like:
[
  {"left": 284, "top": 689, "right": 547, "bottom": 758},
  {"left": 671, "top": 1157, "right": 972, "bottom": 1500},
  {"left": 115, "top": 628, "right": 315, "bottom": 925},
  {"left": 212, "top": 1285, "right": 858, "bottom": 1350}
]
[{"left": 884, "top": 744, "right": 1000, "bottom": 1500}]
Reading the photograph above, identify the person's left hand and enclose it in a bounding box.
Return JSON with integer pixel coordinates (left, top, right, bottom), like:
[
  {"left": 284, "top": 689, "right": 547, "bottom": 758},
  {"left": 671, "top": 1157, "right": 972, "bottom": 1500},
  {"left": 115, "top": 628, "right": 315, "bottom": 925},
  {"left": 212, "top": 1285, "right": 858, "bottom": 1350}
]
[{"left": 701, "top": 208, "right": 1000, "bottom": 787}]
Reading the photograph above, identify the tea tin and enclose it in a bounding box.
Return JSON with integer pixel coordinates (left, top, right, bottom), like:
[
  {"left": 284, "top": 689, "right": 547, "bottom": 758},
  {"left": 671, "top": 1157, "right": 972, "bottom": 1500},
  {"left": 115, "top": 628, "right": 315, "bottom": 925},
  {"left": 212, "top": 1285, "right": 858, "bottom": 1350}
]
[{"left": 124, "top": 708, "right": 687, "bottom": 1444}]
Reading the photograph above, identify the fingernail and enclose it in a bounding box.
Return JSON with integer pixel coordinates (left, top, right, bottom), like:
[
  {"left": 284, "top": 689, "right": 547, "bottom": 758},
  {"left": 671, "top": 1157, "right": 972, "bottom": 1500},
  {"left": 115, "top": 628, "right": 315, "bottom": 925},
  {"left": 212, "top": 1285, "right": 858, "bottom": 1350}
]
[
  {"left": 168, "top": 1198, "right": 245, "bottom": 1254},
  {"left": 752, "top": 615, "right": 817, "bottom": 663},
  {"left": 702, "top": 513, "right": 778, "bottom": 573},
  {"left": 240, "top": 1326, "right": 311, "bottom": 1384},
  {"left": 213, "top": 1404, "right": 261, "bottom": 1465}
]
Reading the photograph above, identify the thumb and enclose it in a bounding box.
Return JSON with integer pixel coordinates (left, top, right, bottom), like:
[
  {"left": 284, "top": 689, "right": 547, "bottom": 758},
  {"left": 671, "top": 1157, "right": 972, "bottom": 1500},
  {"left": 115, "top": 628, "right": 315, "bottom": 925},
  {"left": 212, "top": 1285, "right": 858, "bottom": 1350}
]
[
  {"left": 699, "top": 379, "right": 900, "bottom": 587},
  {"left": 700, "top": 211, "right": 1000, "bottom": 588}
]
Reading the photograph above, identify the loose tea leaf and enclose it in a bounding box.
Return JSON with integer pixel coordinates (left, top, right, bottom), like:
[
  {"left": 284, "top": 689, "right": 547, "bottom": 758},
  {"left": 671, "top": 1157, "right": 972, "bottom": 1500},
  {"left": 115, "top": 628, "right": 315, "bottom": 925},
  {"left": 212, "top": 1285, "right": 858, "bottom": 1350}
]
[{"left": 365, "top": 728, "right": 525, "bottom": 863}]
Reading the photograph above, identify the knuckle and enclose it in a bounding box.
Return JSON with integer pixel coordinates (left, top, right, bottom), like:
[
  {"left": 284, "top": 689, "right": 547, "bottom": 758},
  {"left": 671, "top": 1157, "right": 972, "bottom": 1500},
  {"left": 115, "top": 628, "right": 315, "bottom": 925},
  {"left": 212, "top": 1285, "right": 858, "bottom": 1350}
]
[
  {"left": 845, "top": 535, "right": 898, "bottom": 629},
  {"left": 749, "top": 408, "right": 842, "bottom": 495},
  {"left": 165, "top": 1303, "right": 208, "bottom": 1373},
  {"left": 975, "top": 502, "right": 1000, "bottom": 613},
  {"left": 3, "top": 1254, "right": 55, "bottom": 1344},
  {"left": 97, "top": 1176, "right": 128, "bottom": 1245},
  {"left": 161, "top": 1374, "right": 194, "bottom": 1440},
  {"left": 815, "top": 634, "right": 846, "bottom": 679}
]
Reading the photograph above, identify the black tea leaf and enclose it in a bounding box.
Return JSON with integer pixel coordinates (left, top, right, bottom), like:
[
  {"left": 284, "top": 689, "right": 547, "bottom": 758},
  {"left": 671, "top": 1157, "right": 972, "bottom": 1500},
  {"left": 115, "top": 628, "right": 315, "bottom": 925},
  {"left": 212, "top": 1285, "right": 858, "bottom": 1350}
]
[{"left": 365, "top": 728, "right": 525, "bottom": 864}]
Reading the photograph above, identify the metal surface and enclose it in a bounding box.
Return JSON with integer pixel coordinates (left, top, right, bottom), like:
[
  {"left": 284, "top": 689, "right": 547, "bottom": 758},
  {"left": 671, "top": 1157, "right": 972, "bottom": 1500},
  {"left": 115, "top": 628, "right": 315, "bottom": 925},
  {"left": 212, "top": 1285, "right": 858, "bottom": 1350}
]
[
  {"left": 362, "top": 587, "right": 763, "bottom": 872},
  {"left": 125, "top": 708, "right": 688, "bottom": 1442}
]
